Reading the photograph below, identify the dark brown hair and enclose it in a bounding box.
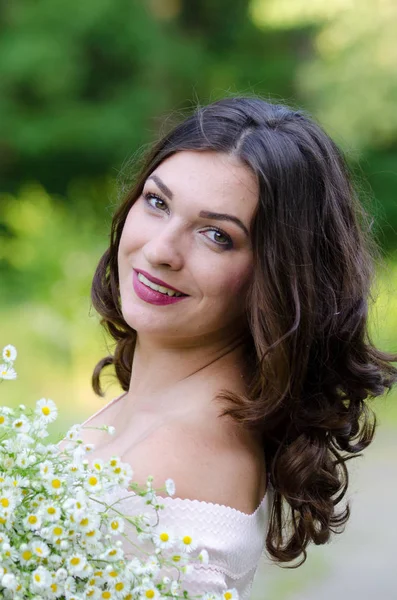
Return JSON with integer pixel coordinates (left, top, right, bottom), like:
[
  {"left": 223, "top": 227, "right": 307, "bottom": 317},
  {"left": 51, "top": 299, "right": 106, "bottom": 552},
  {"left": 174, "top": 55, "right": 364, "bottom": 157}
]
[{"left": 91, "top": 97, "right": 397, "bottom": 566}]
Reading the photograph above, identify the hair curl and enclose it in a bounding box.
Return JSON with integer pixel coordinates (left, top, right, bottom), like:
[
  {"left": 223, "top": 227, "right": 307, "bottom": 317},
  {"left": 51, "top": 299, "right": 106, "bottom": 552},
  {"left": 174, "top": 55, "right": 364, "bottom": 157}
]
[{"left": 90, "top": 97, "right": 397, "bottom": 567}]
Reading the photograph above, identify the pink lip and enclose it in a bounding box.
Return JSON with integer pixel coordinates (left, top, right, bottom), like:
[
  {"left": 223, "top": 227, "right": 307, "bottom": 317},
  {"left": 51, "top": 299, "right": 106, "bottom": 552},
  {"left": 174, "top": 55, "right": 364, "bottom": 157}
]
[
  {"left": 132, "top": 270, "right": 188, "bottom": 306},
  {"left": 134, "top": 269, "right": 186, "bottom": 295}
]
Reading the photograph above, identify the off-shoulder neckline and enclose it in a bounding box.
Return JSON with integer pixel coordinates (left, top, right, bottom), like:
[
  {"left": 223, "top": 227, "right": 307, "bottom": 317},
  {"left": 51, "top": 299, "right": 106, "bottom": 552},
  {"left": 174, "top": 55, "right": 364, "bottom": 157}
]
[{"left": 80, "top": 392, "right": 271, "bottom": 518}]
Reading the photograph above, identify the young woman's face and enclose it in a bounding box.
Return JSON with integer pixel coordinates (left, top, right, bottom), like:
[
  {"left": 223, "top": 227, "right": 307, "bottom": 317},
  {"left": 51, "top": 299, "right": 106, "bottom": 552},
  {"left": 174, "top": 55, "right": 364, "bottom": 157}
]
[{"left": 117, "top": 150, "right": 258, "bottom": 345}]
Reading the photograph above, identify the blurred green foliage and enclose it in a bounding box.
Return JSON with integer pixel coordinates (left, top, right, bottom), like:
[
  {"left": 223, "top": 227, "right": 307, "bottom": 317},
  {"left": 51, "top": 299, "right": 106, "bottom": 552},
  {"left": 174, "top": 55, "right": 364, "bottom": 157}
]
[{"left": 0, "top": 0, "right": 396, "bottom": 429}]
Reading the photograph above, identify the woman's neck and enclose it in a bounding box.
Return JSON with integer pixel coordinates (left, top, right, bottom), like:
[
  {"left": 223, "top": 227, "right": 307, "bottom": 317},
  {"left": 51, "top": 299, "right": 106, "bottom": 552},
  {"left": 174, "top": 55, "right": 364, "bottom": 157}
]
[{"left": 124, "top": 334, "right": 250, "bottom": 418}]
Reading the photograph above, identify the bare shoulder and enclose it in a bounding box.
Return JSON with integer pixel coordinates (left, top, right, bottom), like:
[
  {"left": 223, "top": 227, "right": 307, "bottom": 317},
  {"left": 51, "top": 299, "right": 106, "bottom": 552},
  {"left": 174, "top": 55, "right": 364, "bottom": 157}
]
[{"left": 124, "top": 419, "right": 266, "bottom": 514}]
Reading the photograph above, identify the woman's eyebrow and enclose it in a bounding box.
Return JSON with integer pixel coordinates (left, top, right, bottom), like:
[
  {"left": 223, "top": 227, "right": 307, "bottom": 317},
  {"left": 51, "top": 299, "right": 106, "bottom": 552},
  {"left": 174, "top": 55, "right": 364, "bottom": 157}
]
[
  {"left": 198, "top": 210, "right": 249, "bottom": 237},
  {"left": 147, "top": 174, "right": 173, "bottom": 199},
  {"left": 146, "top": 174, "right": 249, "bottom": 237}
]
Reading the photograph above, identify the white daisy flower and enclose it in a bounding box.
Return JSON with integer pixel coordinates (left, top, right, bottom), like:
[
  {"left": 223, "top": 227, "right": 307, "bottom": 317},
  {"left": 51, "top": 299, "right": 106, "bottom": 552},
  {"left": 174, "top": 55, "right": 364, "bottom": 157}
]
[
  {"left": 152, "top": 526, "right": 176, "bottom": 551},
  {"left": 107, "top": 516, "right": 125, "bottom": 536},
  {"left": 35, "top": 398, "right": 58, "bottom": 423},
  {"left": 23, "top": 512, "right": 42, "bottom": 531},
  {"left": 82, "top": 527, "right": 101, "bottom": 545},
  {"left": 83, "top": 473, "right": 102, "bottom": 493},
  {"left": 109, "top": 579, "right": 127, "bottom": 594},
  {"left": 39, "top": 460, "right": 54, "bottom": 480},
  {"left": 139, "top": 583, "right": 161, "bottom": 599},
  {"left": 168, "top": 552, "right": 189, "bottom": 570},
  {"left": 7, "top": 473, "right": 29, "bottom": 488},
  {"left": 0, "top": 491, "right": 16, "bottom": 512},
  {"left": 31, "top": 565, "right": 51, "bottom": 590},
  {"left": 165, "top": 478, "right": 176, "bottom": 496},
  {"left": 2, "top": 344, "right": 17, "bottom": 363},
  {"left": 0, "top": 411, "right": 9, "bottom": 427},
  {"left": 31, "top": 539, "right": 50, "bottom": 559},
  {"left": 0, "top": 363, "right": 17, "bottom": 380},
  {"left": 103, "top": 546, "right": 124, "bottom": 562},
  {"left": 66, "top": 553, "right": 87, "bottom": 575},
  {"left": 91, "top": 458, "right": 105, "bottom": 473},
  {"left": 40, "top": 502, "right": 61, "bottom": 522},
  {"left": 1, "top": 541, "right": 19, "bottom": 562},
  {"left": 178, "top": 532, "right": 197, "bottom": 554},
  {"left": 12, "top": 415, "right": 30, "bottom": 433},
  {"left": 83, "top": 585, "right": 101, "bottom": 599},
  {"left": 222, "top": 590, "right": 239, "bottom": 600},
  {"left": 46, "top": 576, "right": 63, "bottom": 598},
  {"left": 48, "top": 524, "right": 65, "bottom": 543},
  {"left": 19, "top": 543, "right": 35, "bottom": 565},
  {"left": 44, "top": 476, "right": 64, "bottom": 496}
]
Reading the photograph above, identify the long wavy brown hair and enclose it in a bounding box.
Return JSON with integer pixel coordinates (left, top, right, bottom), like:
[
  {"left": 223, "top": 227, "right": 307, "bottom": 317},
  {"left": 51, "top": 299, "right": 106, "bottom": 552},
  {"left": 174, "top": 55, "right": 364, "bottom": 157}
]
[{"left": 91, "top": 97, "right": 397, "bottom": 567}]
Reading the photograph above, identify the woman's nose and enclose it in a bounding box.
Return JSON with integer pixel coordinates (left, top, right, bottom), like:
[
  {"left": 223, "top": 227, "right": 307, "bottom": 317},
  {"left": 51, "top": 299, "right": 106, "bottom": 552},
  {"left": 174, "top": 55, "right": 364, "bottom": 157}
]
[{"left": 142, "top": 224, "right": 185, "bottom": 270}]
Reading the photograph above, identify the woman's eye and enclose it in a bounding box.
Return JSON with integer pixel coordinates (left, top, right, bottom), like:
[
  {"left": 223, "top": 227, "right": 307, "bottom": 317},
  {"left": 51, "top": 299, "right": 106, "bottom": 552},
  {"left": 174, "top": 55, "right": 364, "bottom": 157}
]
[
  {"left": 144, "top": 192, "right": 168, "bottom": 211},
  {"left": 203, "top": 228, "right": 233, "bottom": 249}
]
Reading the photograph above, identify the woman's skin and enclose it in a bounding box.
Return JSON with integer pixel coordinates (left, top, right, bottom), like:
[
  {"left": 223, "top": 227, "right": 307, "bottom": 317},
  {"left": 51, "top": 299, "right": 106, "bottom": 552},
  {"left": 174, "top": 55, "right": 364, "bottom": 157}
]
[{"left": 81, "top": 150, "right": 267, "bottom": 513}]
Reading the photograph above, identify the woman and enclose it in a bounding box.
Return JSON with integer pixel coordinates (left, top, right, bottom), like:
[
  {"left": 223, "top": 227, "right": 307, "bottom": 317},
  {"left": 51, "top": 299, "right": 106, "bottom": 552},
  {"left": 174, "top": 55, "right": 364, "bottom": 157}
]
[{"left": 80, "top": 97, "right": 397, "bottom": 598}]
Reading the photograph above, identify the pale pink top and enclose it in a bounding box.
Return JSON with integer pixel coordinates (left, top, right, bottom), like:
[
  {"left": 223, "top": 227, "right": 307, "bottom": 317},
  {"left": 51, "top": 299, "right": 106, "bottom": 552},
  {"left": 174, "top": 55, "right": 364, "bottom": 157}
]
[{"left": 80, "top": 394, "right": 273, "bottom": 599}]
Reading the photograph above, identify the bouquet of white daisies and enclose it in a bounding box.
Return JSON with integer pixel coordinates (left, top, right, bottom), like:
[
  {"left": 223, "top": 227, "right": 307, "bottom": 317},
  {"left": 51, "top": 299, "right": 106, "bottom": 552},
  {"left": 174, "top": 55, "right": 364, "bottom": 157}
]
[{"left": 0, "top": 345, "right": 239, "bottom": 600}]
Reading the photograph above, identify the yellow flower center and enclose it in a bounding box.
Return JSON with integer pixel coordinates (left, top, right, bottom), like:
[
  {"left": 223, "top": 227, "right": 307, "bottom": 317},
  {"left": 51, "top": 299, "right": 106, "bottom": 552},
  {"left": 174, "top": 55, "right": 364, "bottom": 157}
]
[
  {"left": 47, "top": 507, "right": 56, "bottom": 514},
  {"left": 182, "top": 535, "right": 192, "bottom": 545},
  {"left": 111, "top": 521, "right": 119, "bottom": 530},
  {"left": 0, "top": 498, "right": 9, "bottom": 507},
  {"left": 22, "top": 550, "right": 33, "bottom": 561},
  {"left": 145, "top": 591, "right": 155, "bottom": 599},
  {"left": 160, "top": 532, "right": 169, "bottom": 542},
  {"left": 71, "top": 557, "right": 81, "bottom": 565},
  {"left": 42, "top": 406, "right": 51, "bottom": 416},
  {"left": 53, "top": 527, "right": 63, "bottom": 536},
  {"left": 0, "top": 416, "right": 5, "bottom": 424},
  {"left": 28, "top": 515, "right": 38, "bottom": 524},
  {"left": 51, "top": 479, "right": 61, "bottom": 489},
  {"left": 88, "top": 476, "right": 98, "bottom": 486}
]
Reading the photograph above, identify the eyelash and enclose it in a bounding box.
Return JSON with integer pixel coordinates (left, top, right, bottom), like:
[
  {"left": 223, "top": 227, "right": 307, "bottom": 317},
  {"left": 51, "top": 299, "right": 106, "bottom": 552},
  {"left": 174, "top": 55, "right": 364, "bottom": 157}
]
[{"left": 143, "top": 192, "right": 234, "bottom": 249}]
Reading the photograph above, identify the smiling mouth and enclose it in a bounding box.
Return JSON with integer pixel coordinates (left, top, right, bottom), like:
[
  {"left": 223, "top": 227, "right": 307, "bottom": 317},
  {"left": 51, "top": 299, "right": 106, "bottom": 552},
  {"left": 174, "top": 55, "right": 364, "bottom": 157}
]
[{"left": 136, "top": 272, "right": 187, "bottom": 297}]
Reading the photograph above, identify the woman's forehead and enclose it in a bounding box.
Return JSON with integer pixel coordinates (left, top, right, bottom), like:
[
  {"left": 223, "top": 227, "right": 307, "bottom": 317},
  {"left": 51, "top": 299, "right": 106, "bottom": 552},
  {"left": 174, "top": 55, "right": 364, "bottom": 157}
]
[{"left": 149, "top": 150, "right": 259, "bottom": 216}]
